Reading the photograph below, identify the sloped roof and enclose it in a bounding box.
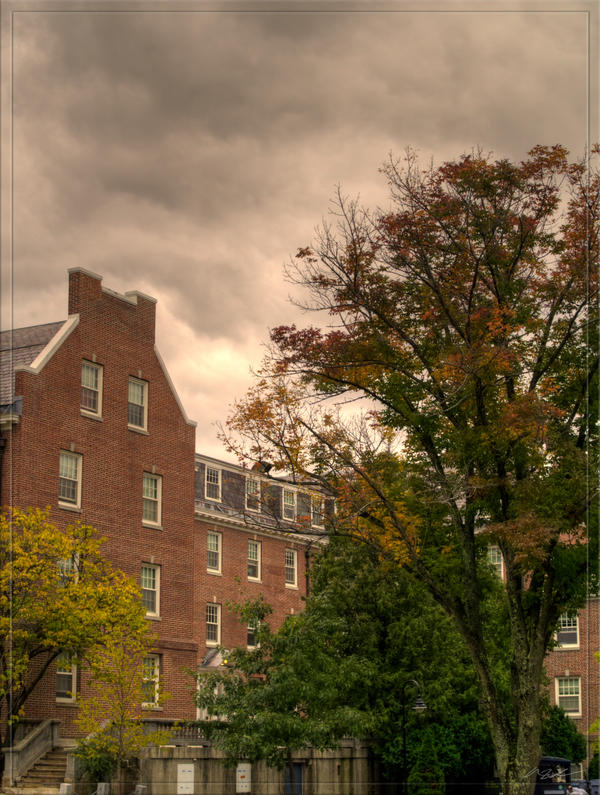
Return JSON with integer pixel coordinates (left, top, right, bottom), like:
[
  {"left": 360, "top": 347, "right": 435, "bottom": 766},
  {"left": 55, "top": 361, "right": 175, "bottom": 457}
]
[{"left": 0, "top": 321, "right": 65, "bottom": 404}]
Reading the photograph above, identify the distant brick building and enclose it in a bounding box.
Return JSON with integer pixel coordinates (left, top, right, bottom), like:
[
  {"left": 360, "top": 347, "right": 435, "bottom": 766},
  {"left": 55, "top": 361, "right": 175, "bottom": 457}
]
[
  {"left": 0, "top": 269, "right": 314, "bottom": 738},
  {"left": 545, "top": 598, "right": 599, "bottom": 770}
]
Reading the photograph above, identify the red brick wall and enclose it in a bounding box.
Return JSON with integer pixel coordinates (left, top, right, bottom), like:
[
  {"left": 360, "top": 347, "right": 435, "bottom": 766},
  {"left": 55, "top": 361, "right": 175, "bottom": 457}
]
[
  {"left": 545, "top": 598, "right": 599, "bottom": 760},
  {"left": 194, "top": 518, "right": 308, "bottom": 655},
  {"left": 3, "top": 270, "right": 198, "bottom": 729}
]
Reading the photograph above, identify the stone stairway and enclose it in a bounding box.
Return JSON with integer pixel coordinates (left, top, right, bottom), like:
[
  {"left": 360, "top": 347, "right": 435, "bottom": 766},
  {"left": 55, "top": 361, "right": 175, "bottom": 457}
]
[{"left": 15, "top": 746, "right": 68, "bottom": 791}]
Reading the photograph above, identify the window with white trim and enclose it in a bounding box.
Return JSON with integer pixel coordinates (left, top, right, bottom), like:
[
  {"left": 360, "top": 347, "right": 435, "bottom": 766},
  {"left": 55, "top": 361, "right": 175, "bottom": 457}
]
[
  {"left": 58, "top": 554, "right": 79, "bottom": 585},
  {"left": 285, "top": 548, "right": 298, "bottom": 587},
  {"left": 141, "top": 563, "right": 160, "bottom": 617},
  {"left": 246, "top": 477, "right": 260, "bottom": 512},
  {"left": 248, "top": 540, "right": 261, "bottom": 581},
  {"left": 283, "top": 489, "right": 296, "bottom": 521},
  {"left": 59, "top": 451, "right": 82, "bottom": 508},
  {"left": 555, "top": 676, "right": 581, "bottom": 715},
  {"left": 556, "top": 613, "right": 579, "bottom": 648},
  {"left": 81, "top": 361, "right": 102, "bottom": 416},
  {"left": 206, "top": 467, "right": 221, "bottom": 502},
  {"left": 488, "top": 546, "right": 504, "bottom": 579},
  {"left": 56, "top": 653, "right": 77, "bottom": 702},
  {"left": 142, "top": 654, "right": 160, "bottom": 707},
  {"left": 206, "top": 603, "right": 221, "bottom": 646},
  {"left": 311, "top": 496, "right": 325, "bottom": 528},
  {"left": 247, "top": 625, "right": 258, "bottom": 649},
  {"left": 142, "top": 473, "right": 162, "bottom": 526},
  {"left": 207, "top": 531, "right": 222, "bottom": 574},
  {"left": 128, "top": 377, "right": 148, "bottom": 430}
]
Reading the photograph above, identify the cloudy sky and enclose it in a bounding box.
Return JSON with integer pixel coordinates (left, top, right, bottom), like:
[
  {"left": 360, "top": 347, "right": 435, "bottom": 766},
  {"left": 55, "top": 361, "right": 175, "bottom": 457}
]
[{"left": 0, "top": 1, "right": 594, "bottom": 459}]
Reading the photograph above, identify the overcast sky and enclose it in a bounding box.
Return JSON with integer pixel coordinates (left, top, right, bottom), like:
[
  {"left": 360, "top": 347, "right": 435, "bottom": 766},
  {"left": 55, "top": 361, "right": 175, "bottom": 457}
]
[{"left": 0, "top": 1, "right": 594, "bottom": 459}]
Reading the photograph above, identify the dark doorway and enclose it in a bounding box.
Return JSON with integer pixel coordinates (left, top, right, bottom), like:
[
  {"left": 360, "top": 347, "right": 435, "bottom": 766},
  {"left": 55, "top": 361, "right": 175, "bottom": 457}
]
[{"left": 284, "top": 763, "right": 303, "bottom": 795}]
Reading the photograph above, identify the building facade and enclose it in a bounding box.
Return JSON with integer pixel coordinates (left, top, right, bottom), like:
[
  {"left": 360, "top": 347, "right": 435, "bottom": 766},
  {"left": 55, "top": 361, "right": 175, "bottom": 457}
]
[{"left": 0, "top": 269, "right": 312, "bottom": 738}]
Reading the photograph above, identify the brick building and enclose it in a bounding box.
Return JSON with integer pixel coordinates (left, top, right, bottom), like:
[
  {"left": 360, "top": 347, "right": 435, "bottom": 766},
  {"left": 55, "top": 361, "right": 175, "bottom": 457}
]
[
  {"left": 546, "top": 598, "right": 600, "bottom": 772},
  {"left": 0, "top": 268, "right": 312, "bottom": 739}
]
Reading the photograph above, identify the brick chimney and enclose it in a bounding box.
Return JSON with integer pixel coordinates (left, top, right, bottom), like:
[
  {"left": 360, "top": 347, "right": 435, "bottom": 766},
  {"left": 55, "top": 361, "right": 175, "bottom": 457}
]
[{"left": 68, "top": 268, "right": 102, "bottom": 315}]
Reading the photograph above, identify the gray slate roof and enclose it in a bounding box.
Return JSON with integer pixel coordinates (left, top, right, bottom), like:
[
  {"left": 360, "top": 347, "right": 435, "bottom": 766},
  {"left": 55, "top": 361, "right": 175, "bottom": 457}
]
[{"left": 0, "top": 321, "right": 65, "bottom": 404}]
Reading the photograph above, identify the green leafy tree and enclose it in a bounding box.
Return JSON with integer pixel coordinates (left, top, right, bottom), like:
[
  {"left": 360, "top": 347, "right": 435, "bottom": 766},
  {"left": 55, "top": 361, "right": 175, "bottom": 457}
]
[
  {"left": 0, "top": 507, "right": 148, "bottom": 750},
  {"left": 194, "top": 598, "right": 371, "bottom": 795},
  {"left": 307, "top": 534, "right": 496, "bottom": 788},
  {"left": 539, "top": 705, "right": 586, "bottom": 764},
  {"left": 223, "top": 146, "right": 599, "bottom": 795},
  {"left": 75, "top": 628, "right": 172, "bottom": 789}
]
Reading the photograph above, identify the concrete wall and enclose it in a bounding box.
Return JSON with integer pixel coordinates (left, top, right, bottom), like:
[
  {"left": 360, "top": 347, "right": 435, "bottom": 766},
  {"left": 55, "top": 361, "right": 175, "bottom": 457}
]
[{"left": 137, "top": 740, "right": 376, "bottom": 795}]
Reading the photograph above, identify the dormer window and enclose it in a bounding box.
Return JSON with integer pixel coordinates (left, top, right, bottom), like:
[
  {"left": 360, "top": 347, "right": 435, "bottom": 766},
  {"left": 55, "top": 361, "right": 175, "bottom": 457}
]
[
  {"left": 206, "top": 467, "right": 221, "bottom": 501},
  {"left": 246, "top": 477, "right": 260, "bottom": 512},
  {"left": 283, "top": 489, "right": 296, "bottom": 521},
  {"left": 311, "top": 496, "right": 325, "bottom": 528}
]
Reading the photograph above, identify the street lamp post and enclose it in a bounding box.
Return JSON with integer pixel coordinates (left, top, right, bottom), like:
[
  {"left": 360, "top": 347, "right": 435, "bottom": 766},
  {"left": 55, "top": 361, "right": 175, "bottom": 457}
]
[{"left": 401, "top": 679, "right": 427, "bottom": 795}]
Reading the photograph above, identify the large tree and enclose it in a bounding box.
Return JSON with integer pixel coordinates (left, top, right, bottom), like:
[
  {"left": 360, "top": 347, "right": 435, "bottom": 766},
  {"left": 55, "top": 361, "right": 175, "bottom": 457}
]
[
  {"left": 0, "top": 507, "right": 149, "bottom": 749},
  {"left": 223, "top": 146, "right": 599, "bottom": 795}
]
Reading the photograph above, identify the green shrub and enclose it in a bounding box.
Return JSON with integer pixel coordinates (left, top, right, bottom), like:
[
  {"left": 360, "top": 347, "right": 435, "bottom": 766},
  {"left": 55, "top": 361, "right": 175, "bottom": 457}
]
[
  {"left": 407, "top": 728, "right": 446, "bottom": 795},
  {"left": 74, "top": 734, "right": 117, "bottom": 783}
]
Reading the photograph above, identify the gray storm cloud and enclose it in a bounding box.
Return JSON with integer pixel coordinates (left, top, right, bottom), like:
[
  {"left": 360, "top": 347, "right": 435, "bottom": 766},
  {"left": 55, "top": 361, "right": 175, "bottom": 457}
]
[{"left": 3, "top": 4, "right": 590, "bottom": 455}]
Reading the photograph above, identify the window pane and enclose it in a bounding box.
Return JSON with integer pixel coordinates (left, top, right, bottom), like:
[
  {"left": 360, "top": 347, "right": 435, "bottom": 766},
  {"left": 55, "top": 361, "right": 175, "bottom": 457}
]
[
  {"left": 207, "top": 532, "right": 220, "bottom": 571},
  {"left": 142, "top": 655, "right": 159, "bottom": 705},
  {"left": 59, "top": 453, "right": 80, "bottom": 505},
  {"left": 128, "top": 379, "right": 146, "bottom": 428},
  {"left": 206, "top": 604, "right": 220, "bottom": 643},
  {"left": 206, "top": 468, "right": 220, "bottom": 500},
  {"left": 285, "top": 549, "right": 297, "bottom": 584},
  {"left": 283, "top": 490, "right": 295, "bottom": 520},
  {"left": 248, "top": 540, "right": 260, "bottom": 579},
  {"left": 142, "top": 474, "right": 160, "bottom": 523},
  {"left": 81, "top": 363, "right": 99, "bottom": 412}
]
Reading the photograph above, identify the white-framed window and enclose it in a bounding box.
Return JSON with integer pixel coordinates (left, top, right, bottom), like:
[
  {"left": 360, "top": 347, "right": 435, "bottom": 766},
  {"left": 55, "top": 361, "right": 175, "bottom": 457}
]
[
  {"left": 246, "top": 477, "right": 260, "bottom": 512},
  {"left": 56, "top": 652, "right": 77, "bottom": 702},
  {"left": 248, "top": 539, "right": 261, "bottom": 581},
  {"left": 555, "top": 676, "right": 581, "bottom": 716},
  {"left": 488, "top": 545, "right": 504, "bottom": 579},
  {"left": 141, "top": 563, "right": 160, "bottom": 617},
  {"left": 128, "top": 377, "right": 148, "bottom": 430},
  {"left": 142, "top": 654, "right": 160, "bottom": 707},
  {"left": 283, "top": 489, "right": 296, "bottom": 521},
  {"left": 81, "top": 361, "right": 102, "bottom": 416},
  {"left": 285, "top": 548, "right": 298, "bottom": 587},
  {"left": 247, "top": 625, "right": 257, "bottom": 649},
  {"left": 311, "top": 495, "right": 325, "bottom": 528},
  {"left": 206, "top": 467, "right": 221, "bottom": 502},
  {"left": 142, "top": 473, "right": 162, "bottom": 526},
  {"left": 207, "top": 531, "right": 222, "bottom": 574},
  {"left": 206, "top": 603, "right": 221, "bottom": 646},
  {"left": 57, "top": 554, "right": 79, "bottom": 585},
  {"left": 556, "top": 613, "right": 579, "bottom": 648},
  {"left": 59, "top": 451, "right": 82, "bottom": 508}
]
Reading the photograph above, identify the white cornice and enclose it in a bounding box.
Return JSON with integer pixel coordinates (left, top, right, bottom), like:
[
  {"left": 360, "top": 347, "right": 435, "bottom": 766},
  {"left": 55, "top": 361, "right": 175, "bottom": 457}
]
[
  {"left": 15, "top": 315, "right": 79, "bottom": 376},
  {"left": 153, "top": 345, "right": 196, "bottom": 428}
]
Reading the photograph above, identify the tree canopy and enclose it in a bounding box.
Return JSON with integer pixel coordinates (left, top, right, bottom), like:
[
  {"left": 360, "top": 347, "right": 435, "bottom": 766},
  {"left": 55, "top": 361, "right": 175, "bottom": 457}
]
[
  {"left": 194, "top": 597, "right": 371, "bottom": 791},
  {"left": 0, "top": 507, "right": 149, "bottom": 747},
  {"left": 223, "top": 145, "right": 599, "bottom": 795}
]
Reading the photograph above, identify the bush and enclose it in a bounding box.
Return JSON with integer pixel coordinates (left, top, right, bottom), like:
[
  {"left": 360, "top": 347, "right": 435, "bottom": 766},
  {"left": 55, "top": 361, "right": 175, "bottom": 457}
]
[
  {"left": 74, "top": 734, "right": 117, "bottom": 783},
  {"left": 407, "top": 728, "right": 446, "bottom": 795}
]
